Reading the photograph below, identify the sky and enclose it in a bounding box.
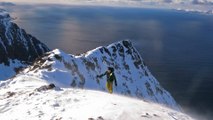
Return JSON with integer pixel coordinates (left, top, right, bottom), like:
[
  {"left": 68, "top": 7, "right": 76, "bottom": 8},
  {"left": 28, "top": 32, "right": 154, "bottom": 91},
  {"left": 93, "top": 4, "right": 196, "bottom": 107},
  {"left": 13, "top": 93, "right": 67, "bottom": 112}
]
[
  {"left": 1, "top": 0, "right": 213, "bottom": 5},
  {"left": 0, "top": 0, "right": 66, "bottom": 4}
]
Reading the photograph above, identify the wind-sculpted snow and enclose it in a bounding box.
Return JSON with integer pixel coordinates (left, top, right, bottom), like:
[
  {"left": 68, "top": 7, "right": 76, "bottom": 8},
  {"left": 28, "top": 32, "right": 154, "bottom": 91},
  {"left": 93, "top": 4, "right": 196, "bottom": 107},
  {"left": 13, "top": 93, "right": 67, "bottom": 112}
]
[
  {"left": 24, "top": 40, "right": 180, "bottom": 110},
  {"left": 0, "top": 75, "right": 194, "bottom": 120}
]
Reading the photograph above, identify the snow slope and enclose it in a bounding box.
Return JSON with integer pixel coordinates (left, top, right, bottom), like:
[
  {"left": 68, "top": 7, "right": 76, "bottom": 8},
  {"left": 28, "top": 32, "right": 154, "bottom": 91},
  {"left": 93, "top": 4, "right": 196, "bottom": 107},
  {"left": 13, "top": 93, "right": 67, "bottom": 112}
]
[
  {"left": 0, "top": 75, "right": 194, "bottom": 120},
  {"left": 22, "top": 40, "right": 179, "bottom": 110},
  {"left": 0, "top": 60, "right": 25, "bottom": 80}
]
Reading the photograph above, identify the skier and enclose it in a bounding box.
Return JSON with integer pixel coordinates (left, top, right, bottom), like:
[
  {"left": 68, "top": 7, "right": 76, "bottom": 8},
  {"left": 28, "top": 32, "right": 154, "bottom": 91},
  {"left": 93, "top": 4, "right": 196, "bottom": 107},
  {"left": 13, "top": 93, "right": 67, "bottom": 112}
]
[{"left": 97, "top": 67, "right": 117, "bottom": 93}]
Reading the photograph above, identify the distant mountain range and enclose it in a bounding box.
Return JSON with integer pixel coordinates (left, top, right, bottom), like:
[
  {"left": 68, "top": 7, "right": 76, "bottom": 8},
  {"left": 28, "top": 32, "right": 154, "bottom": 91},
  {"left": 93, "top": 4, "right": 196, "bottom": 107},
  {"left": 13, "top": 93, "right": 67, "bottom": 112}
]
[
  {"left": 0, "top": 2, "right": 15, "bottom": 6},
  {"left": 1, "top": 0, "right": 212, "bottom": 14}
]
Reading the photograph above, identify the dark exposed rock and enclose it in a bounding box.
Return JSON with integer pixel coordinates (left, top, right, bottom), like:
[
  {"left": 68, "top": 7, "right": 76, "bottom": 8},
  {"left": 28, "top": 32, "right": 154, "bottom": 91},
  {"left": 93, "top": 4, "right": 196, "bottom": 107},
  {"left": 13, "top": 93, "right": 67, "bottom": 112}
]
[
  {"left": 145, "top": 82, "right": 154, "bottom": 96},
  {"left": 0, "top": 11, "right": 49, "bottom": 65},
  {"left": 83, "top": 58, "right": 96, "bottom": 71},
  {"left": 6, "top": 91, "right": 16, "bottom": 98},
  {"left": 14, "top": 66, "right": 25, "bottom": 74},
  {"left": 70, "top": 80, "right": 77, "bottom": 87},
  {"left": 29, "top": 83, "right": 56, "bottom": 96},
  {"left": 54, "top": 54, "right": 62, "bottom": 61},
  {"left": 35, "top": 83, "right": 56, "bottom": 92}
]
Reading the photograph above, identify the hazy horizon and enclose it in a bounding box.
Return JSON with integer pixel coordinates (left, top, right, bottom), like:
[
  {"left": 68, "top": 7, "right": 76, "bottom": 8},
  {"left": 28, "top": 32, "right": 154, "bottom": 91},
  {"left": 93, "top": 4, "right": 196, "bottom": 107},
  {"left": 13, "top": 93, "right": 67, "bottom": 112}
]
[{"left": 1, "top": 0, "right": 212, "bottom": 15}]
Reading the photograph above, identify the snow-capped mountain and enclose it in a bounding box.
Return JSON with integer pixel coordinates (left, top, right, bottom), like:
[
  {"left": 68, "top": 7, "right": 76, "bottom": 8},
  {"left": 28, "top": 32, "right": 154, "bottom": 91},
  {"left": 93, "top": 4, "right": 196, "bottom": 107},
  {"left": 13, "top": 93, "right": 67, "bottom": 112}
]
[
  {"left": 0, "top": 10, "right": 49, "bottom": 80},
  {"left": 22, "top": 40, "right": 179, "bottom": 110},
  {"left": 0, "top": 2, "right": 15, "bottom": 6},
  {"left": 0, "top": 75, "right": 194, "bottom": 120}
]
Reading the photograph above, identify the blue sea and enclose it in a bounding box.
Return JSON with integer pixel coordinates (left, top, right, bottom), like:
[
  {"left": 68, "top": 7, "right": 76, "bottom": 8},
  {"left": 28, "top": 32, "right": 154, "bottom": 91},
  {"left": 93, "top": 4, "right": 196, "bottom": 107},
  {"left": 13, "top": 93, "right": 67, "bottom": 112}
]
[{"left": 4, "top": 4, "right": 213, "bottom": 119}]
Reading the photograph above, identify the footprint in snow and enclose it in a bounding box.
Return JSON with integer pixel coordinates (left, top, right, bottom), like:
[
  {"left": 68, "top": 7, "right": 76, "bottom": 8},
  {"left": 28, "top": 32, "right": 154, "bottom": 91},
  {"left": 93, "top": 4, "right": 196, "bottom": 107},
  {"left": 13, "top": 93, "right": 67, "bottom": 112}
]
[
  {"left": 55, "top": 117, "right": 62, "bottom": 120},
  {"left": 60, "top": 108, "right": 65, "bottom": 112},
  {"left": 27, "top": 111, "right": 31, "bottom": 115},
  {"left": 88, "top": 118, "right": 95, "bottom": 120},
  {"left": 153, "top": 114, "right": 160, "bottom": 117},
  {"left": 97, "top": 116, "right": 104, "bottom": 120},
  {"left": 52, "top": 103, "right": 60, "bottom": 107},
  {"left": 74, "top": 98, "right": 80, "bottom": 102},
  {"left": 37, "top": 111, "right": 44, "bottom": 118},
  {"left": 88, "top": 116, "right": 104, "bottom": 120},
  {"left": 51, "top": 116, "right": 62, "bottom": 120},
  {"left": 141, "top": 113, "right": 152, "bottom": 118},
  {"left": 112, "top": 103, "right": 117, "bottom": 105}
]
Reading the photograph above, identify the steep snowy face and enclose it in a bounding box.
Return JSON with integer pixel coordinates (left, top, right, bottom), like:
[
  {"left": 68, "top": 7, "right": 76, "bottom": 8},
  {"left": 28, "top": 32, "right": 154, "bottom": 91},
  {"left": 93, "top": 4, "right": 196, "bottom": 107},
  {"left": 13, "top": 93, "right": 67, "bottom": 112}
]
[
  {"left": 0, "top": 10, "right": 49, "bottom": 65},
  {"left": 24, "top": 40, "right": 180, "bottom": 110},
  {"left": 0, "top": 10, "right": 49, "bottom": 80}
]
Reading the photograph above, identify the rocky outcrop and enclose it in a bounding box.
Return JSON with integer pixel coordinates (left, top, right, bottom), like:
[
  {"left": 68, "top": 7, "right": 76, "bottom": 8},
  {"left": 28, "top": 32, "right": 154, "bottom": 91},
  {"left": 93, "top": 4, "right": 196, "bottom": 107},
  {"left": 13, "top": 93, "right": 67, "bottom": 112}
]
[{"left": 0, "top": 10, "right": 49, "bottom": 66}]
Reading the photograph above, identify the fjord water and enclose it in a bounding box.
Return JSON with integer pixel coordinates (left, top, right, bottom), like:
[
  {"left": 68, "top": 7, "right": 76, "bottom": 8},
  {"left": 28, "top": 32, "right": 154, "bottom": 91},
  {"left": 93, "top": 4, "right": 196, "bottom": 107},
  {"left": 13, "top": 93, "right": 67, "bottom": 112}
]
[{"left": 5, "top": 4, "right": 213, "bottom": 119}]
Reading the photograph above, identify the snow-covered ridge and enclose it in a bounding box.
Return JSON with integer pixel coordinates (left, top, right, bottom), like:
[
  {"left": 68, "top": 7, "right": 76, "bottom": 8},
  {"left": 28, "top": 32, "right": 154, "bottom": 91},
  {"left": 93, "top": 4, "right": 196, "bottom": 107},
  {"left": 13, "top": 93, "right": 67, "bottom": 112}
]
[
  {"left": 0, "top": 10, "right": 50, "bottom": 80},
  {"left": 0, "top": 75, "right": 194, "bottom": 120},
  {"left": 23, "top": 40, "right": 180, "bottom": 110},
  {"left": 0, "top": 10, "right": 49, "bottom": 64}
]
